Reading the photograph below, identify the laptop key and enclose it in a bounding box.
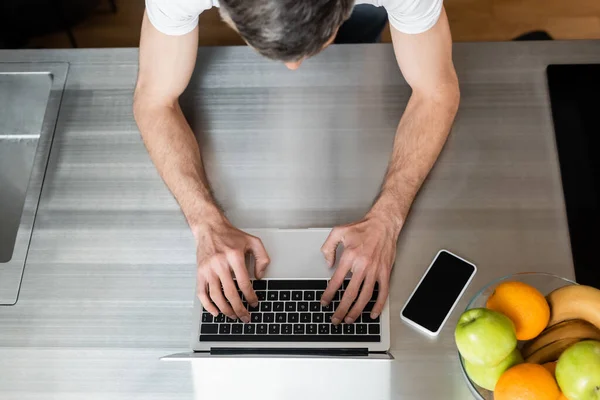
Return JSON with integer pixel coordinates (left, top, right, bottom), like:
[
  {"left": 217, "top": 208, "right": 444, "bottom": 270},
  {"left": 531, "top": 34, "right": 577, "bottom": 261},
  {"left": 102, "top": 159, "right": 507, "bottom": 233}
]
[
  {"left": 312, "top": 313, "right": 324, "bottom": 323},
  {"left": 356, "top": 324, "right": 368, "bottom": 334},
  {"left": 219, "top": 324, "right": 231, "bottom": 334},
  {"left": 244, "top": 324, "right": 256, "bottom": 334},
  {"left": 288, "top": 313, "right": 299, "bottom": 323},
  {"left": 280, "top": 291, "right": 291, "bottom": 301},
  {"left": 257, "top": 324, "right": 268, "bottom": 334},
  {"left": 292, "top": 291, "right": 303, "bottom": 301},
  {"left": 343, "top": 324, "right": 354, "bottom": 335},
  {"left": 269, "top": 324, "right": 280, "bottom": 335},
  {"left": 294, "top": 324, "right": 305, "bottom": 335},
  {"left": 226, "top": 316, "right": 236, "bottom": 323},
  {"left": 282, "top": 324, "right": 293, "bottom": 335},
  {"left": 253, "top": 280, "right": 267, "bottom": 290},
  {"left": 200, "top": 324, "right": 218, "bottom": 334},
  {"left": 285, "top": 302, "right": 296, "bottom": 312},
  {"left": 276, "top": 313, "right": 286, "bottom": 323},
  {"left": 310, "top": 302, "right": 320, "bottom": 312},
  {"left": 362, "top": 313, "right": 380, "bottom": 323},
  {"left": 331, "top": 325, "right": 342, "bottom": 335},
  {"left": 363, "top": 301, "right": 376, "bottom": 312},
  {"left": 260, "top": 302, "right": 272, "bottom": 312},
  {"left": 215, "top": 314, "right": 226, "bottom": 323},
  {"left": 303, "top": 291, "right": 315, "bottom": 301},
  {"left": 369, "top": 324, "right": 381, "bottom": 335},
  {"left": 319, "top": 324, "right": 330, "bottom": 335},
  {"left": 273, "top": 302, "right": 284, "bottom": 312},
  {"left": 298, "top": 302, "right": 309, "bottom": 312},
  {"left": 321, "top": 303, "right": 333, "bottom": 312},
  {"left": 251, "top": 313, "right": 262, "bottom": 323},
  {"left": 316, "top": 290, "right": 324, "bottom": 301},
  {"left": 267, "top": 292, "right": 278, "bottom": 301},
  {"left": 307, "top": 324, "right": 317, "bottom": 335},
  {"left": 232, "top": 324, "right": 243, "bottom": 334},
  {"left": 300, "top": 313, "right": 311, "bottom": 323},
  {"left": 201, "top": 313, "right": 213, "bottom": 323},
  {"left": 248, "top": 304, "right": 259, "bottom": 312},
  {"left": 332, "top": 291, "right": 341, "bottom": 302},
  {"left": 325, "top": 313, "right": 333, "bottom": 323},
  {"left": 263, "top": 313, "right": 275, "bottom": 323},
  {"left": 256, "top": 291, "right": 267, "bottom": 301}
]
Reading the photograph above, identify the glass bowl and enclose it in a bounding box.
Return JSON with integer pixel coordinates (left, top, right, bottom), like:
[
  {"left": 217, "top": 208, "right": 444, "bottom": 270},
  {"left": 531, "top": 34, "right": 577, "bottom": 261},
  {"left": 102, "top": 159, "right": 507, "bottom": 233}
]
[{"left": 458, "top": 272, "right": 577, "bottom": 400}]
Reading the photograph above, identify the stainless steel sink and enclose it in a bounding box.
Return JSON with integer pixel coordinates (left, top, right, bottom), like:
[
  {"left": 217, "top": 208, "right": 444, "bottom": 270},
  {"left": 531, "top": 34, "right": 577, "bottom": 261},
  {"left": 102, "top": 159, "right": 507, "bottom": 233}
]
[{"left": 0, "top": 63, "right": 68, "bottom": 305}]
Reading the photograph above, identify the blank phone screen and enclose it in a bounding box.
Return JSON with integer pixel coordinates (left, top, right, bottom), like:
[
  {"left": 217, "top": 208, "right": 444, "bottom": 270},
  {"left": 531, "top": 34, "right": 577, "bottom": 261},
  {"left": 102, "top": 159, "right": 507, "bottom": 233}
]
[{"left": 402, "top": 251, "right": 475, "bottom": 333}]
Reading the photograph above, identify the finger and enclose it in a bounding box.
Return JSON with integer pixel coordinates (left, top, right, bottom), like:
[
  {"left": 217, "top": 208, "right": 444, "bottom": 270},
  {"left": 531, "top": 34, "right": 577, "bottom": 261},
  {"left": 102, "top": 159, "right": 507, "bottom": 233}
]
[
  {"left": 320, "top": 227, "right": 344, "bottom": 267},
  {"left": 345, "top": 274, "right": 376, "bottom": 323},
  {"left": 371, "top": 274, "right": 389, "bottom": 319},
  {"left": 197, "top": 278, "right": 219, "bottom": 316},
  {"left": 216, "top": 262, "right": 249, "bottom": 322},
  {"left": 227, "top": 252, "right": 258, "bottom": 307},
  {"left": 247, "top": 236, "right": 270, "bottom": 279},
  {"left": 321, "top": 250, "right": 353, "bottom": 305},
  {"left": 332, "top": 268, "right": 366, "bottom": 325},
  {"left": 207, "top": 273, "right": 236, "bottom": 319}
]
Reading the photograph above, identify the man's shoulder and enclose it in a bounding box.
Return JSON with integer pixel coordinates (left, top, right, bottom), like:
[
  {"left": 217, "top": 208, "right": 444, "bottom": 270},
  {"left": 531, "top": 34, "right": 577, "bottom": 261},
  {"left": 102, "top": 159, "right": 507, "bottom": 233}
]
[
  {"left": 357, "top": 0, "right": 443, "bottom": 34},
  {"left": 146, "top": 0, "right": 219, "bottom": 35}
]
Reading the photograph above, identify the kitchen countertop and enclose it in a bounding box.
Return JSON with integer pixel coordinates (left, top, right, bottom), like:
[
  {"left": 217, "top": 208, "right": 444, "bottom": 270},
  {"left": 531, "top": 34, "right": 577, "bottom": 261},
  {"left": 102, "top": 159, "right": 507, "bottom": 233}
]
[{"left": 0, "top": 41, "right": 599, "bottom": 399}]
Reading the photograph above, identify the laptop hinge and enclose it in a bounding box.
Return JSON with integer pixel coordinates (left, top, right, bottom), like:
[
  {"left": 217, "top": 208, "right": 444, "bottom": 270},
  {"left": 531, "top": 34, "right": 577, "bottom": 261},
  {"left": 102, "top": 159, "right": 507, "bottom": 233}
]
[{"left": 210, "top": 347, "right": 369, "bottom": 357}]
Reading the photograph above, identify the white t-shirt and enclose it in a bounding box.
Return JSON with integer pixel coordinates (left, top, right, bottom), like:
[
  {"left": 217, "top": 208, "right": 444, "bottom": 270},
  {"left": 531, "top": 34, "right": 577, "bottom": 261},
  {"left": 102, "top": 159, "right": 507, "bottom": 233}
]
[{"left": 146, "top": 0, "right": 443, "bottom": 37}]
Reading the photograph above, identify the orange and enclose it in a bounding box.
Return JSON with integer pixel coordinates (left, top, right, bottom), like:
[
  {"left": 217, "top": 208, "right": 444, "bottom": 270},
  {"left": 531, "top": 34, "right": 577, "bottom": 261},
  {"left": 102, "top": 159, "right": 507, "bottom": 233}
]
[
  {"left": 558, "top": 395, "right": 569, "bottom": 400},
  {"left": 486, "top": 281, "right": 550, "bottom": 340},
  {"left": 542, "top": 361, "right": 557, "bottom": 377},
  {"left": 494, "top": 363, "right": 561, "bottom": 400}
]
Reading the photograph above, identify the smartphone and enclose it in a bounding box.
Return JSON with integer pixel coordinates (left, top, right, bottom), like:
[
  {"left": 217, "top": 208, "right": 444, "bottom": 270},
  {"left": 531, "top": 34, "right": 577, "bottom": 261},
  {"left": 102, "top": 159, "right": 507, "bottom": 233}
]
[{"left": 400, "top": 250, "right": 477, "bottom": 336}]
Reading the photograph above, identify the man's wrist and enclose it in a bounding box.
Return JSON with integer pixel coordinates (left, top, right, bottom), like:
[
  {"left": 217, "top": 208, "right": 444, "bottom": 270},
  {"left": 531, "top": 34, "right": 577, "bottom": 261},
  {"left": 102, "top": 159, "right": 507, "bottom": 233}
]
[
  {"left": 368, "top": 193, "right": 408, "bottom": 237},
  {"left": 188, "top": 204, "right": 228, "bottom": 241}
]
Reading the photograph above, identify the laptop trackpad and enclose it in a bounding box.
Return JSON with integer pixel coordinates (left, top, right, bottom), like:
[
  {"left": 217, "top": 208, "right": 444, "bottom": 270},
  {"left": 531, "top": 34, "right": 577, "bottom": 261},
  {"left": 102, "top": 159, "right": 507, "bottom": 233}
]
[{"left": 245, "top": 229, "right": 340, "bottom": 279}]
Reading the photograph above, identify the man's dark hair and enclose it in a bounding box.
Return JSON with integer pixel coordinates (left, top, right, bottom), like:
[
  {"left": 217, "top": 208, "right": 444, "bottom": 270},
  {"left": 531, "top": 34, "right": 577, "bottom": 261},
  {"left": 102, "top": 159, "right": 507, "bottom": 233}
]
[{"left": 219, "top": 0, "right": 355, "bottom": 62}]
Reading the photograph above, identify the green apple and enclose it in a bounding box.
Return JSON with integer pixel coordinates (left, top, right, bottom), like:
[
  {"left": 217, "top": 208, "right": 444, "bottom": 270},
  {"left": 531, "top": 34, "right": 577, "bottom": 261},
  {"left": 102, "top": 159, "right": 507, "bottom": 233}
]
[
  {"left": 464, "top": 348, "right": 524, "bottom": 391},
  {"left": 556, "top": 340, "right": 600, "bottom": 400},
  {"left": 455, "top": 308, "right": 517, "bottom": 366}
]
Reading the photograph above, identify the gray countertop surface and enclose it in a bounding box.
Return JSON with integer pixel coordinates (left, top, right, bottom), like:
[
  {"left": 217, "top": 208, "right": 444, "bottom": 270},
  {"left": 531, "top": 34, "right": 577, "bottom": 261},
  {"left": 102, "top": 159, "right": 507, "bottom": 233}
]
[{"left": 0, "top": 41, "right": 599, "bottom": 399}]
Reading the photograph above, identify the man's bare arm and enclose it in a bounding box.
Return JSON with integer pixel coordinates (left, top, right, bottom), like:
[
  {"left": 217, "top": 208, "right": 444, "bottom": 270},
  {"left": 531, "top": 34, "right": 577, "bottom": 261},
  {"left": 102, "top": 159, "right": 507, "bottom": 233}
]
[
  {"left": 134, "top": 13, "right": 269, "bottom": 321},
  {"left": 372, "top": 7, "right": 459, "bottom": 227},
  {"left": 134, "top": 13, "right": 217, "bottom": 230},
  {"left": 321, "top": 9, "right": 459, "bottom": 324}
]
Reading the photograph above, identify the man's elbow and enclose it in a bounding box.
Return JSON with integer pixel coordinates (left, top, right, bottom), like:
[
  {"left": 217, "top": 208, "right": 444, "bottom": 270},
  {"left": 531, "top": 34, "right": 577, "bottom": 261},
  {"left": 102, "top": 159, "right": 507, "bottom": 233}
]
[{"left": 432, "top": 77, "right": 460, "bottom": 115}]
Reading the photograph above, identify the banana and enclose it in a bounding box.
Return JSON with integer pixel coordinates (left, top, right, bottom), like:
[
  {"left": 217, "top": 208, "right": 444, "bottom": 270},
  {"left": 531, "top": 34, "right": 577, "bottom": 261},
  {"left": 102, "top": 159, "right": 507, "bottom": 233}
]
[
  {"left": 522, "top": 319, "right": 600, "bottom": 358},
  {"left": 525, "top": 337, "right": 582, "bottom": 364},
  {"left": 547, "top": 285, "right": 600, "bottom": 329}
]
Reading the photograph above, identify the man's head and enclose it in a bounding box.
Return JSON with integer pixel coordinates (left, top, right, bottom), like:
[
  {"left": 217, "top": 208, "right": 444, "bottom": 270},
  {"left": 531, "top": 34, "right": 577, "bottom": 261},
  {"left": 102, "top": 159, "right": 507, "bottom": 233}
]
[{"left": 219, "top": 0, "right": 354, "bottom": 70}]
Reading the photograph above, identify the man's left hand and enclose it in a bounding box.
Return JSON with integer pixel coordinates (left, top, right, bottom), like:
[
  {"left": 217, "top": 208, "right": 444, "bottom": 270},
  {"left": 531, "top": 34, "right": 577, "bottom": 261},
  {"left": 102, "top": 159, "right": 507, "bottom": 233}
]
[{"left": 320, "top": 212, "right": 401, "bottom": 325}]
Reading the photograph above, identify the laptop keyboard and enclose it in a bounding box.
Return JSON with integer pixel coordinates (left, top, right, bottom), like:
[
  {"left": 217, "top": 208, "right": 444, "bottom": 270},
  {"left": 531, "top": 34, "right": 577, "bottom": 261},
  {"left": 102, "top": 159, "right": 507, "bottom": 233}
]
[{"left": 199, "top": 279, "right": 382, "bottom": 342}]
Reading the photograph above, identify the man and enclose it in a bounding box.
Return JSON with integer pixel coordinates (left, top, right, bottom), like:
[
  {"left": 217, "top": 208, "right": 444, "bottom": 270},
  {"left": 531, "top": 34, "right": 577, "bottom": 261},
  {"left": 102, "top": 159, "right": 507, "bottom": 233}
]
[{"left": 134, "top": 0, "right": 459, "bottom": 326}]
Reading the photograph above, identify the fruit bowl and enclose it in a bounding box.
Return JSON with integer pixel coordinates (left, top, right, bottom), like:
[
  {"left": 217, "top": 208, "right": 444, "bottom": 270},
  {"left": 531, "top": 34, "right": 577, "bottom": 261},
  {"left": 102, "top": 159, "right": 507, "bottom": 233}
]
[{"left": 459, "top": 272, "right": 577, "bottom": 400}]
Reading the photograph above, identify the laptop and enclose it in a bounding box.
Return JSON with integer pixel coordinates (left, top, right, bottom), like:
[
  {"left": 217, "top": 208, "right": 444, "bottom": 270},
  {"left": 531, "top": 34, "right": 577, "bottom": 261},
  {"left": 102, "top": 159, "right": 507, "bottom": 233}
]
[{"left": 164, "top": 228, "right": 391, "bottom": 360}]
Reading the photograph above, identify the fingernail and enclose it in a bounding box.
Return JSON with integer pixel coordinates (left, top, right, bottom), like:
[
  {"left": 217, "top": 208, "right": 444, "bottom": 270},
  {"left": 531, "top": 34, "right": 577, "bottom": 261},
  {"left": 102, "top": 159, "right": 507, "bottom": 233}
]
[
  {"left": 320, "top": 301, "right": 328, "bottom": 306},
  {"left": 332, "top": 317, "right": 341, "bottom": 325},
  {"left": 229, "top": 315, "right": 237, "bottom": 320},
  {"left": 212, "top": 312, "right": 219, "bottom": 317},
  {"left": 344, "top": 317, "right": 354, "bottom": 324},
  {"left": 251, "top": 302, "right": 258, "bottom": 308},
  {"left": 241, "top": 316, "right": 250, "bottom": 323},
  {"left": 370, "top": 312, "right": 379, "bottom": 319}
]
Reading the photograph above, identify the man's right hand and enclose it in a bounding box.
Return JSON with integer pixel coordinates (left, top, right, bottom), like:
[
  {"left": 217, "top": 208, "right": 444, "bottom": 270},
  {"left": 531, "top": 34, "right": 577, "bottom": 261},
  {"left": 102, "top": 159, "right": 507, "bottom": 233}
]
[{"left": 194, "top": 216, "right": 270, "bottom": 323}]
